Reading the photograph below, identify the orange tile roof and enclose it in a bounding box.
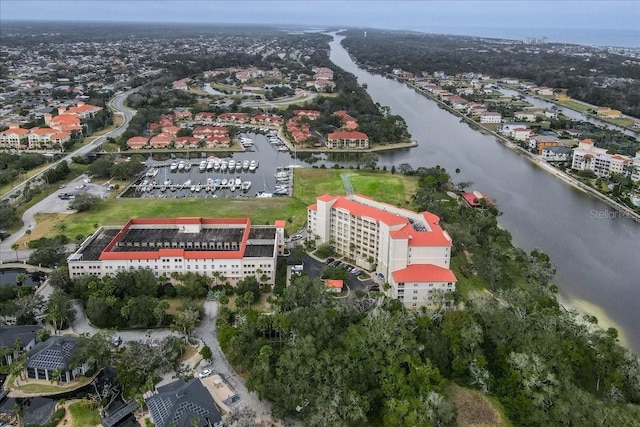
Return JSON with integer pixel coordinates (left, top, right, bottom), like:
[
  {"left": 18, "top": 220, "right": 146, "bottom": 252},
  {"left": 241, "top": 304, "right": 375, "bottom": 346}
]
[
  {"left": 274, "top": 220, "right": 286, "bottom": 228},
  {"left": 332, "top": 197, "right": 407, "bottom": 226},
  {"left": 391, "top": 264, "right": 457, "bottom": 283},
  {"left": 325, "top": 279, "right": 344, "bottom": 289},
  {"left": 328, "top": 131, "right": 368, "bottom": 140}
]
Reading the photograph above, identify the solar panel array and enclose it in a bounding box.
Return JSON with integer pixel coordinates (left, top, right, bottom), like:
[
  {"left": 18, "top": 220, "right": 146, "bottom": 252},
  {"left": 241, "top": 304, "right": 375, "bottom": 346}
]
[
  {"left": 147, "top": 396, "right": 173, "bottom": 427},
  {"left": 171, "top": 401, "right": 209, "bottom": 427},
  {"left": 28, "top": 349, "right": 65, "bottom": 370}
]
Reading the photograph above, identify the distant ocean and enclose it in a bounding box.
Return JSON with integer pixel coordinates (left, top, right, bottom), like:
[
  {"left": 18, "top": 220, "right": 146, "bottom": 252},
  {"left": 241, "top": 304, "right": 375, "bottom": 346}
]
[{"left": 407, "top": 26, "right": 640, "bottom": 48}]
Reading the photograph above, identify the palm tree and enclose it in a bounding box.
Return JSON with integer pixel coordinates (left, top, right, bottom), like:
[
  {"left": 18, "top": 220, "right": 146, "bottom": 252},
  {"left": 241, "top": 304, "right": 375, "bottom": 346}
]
[{"left": 11, "top": 243, "right": 19, "bottom": 262}]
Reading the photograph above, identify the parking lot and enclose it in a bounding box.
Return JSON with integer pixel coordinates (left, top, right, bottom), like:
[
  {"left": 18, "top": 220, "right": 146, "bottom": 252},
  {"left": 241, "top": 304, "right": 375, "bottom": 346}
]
[{"left": 300, "top": 254, "right": 377, "bottom": 293}]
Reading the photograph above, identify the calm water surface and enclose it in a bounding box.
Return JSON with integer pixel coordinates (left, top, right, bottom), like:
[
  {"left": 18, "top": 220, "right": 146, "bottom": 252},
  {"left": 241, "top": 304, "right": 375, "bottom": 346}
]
[{"left": 328, "top": 33, "right": 640, "bottom": 352}]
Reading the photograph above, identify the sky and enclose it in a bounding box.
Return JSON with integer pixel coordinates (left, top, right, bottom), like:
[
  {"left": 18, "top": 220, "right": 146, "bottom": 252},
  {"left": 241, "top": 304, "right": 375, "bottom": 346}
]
[{"left": 1, "top": 1, "right": 639, "bottom": 46}]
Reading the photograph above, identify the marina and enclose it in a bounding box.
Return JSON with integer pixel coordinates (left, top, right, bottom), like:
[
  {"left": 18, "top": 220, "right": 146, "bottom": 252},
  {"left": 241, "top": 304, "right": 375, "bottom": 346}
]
[{"left": 123, "top": 132, "right": 294, "bottom": 199}]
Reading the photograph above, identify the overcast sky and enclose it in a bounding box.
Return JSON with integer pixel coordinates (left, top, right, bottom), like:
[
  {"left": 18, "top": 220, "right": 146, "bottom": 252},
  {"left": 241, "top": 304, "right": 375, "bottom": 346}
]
[{"left": 2, "top": 1, "right": 639, "bottom": 45}]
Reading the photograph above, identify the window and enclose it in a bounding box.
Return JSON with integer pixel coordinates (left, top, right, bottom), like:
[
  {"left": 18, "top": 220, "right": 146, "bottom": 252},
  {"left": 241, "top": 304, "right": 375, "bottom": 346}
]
[
  {"left": 413, "top": 296, "right": 418, "bottom": 300},
  {"left": 413, "top": 290, "right": 418, "bottom": 294}
]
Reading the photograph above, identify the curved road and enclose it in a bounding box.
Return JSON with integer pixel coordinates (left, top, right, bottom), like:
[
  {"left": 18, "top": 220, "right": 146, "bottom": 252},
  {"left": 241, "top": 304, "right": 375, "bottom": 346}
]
[{"left": 0, "top": 90, "right": 137, "bottom": 256}]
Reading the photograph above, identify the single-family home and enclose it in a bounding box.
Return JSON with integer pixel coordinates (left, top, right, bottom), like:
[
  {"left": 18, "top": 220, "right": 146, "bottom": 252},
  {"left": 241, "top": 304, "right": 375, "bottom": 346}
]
[
  {"left": 461, "top": 191, "right": 495, "bottom": 208},
  {"left": 145, "top": 378, "right": 223, "bottom": 427},
  {"left": 25, "top": 336, "right": 90, "bottom": 383},
  {"left": 542, "top": 146, "right": 572, "bottom": 162},
  {"left": 529, "top": 135, "right": 560, "bottom": 155},
  {"left": 479, "top": 112, "right": 502, "bottom": 124},
  {"left": 0, "top": 325, "right": 41, "bottom": 366}
]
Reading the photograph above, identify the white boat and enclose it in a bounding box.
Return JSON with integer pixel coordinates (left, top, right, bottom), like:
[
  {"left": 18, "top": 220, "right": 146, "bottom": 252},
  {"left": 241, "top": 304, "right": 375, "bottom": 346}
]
[
  {"left": 170, "top": 162, "right": 178, "bottom": 172},
  {"left": 220, "top": 161, "right": 228, "bottom": 172},
  {"left": 228, "top": 160, "right": 236, "bottom": 170},
  {"left": 185, "top": 162, "right": 192, "bottom": 171},
  {"left": 178, "top": 160, "right": 185, "bottom": 171},
  {"left": 163, "top": 179, "right": 172, "bottom": 186},
  {"left": 256, "top": 191, "right": 273, "bottom": 198},
  {"left": 241, "top": 181, "right": 251, "bottom": 191},
  {"left": 229, "top": 184, "right": 236, "bottom": 192},
  {"left": 146, "top": 168, "right": 159, "bottom": 177},
  {"left": 235, "top": 162, "right": 242, "bottom": 171},
  {"left": 190, "top": 185, "right": 196, "bottom": 192},
  {"left": 234, "top": 177, "right": 241, "bottom": 186},
  {"left": 195, "top": 183, "right": 201, "bottom": 192},
  {"left": 199, "top": 160, "right": 207, "bottom": 172},
  {"left": 242, "top": 160, "right": 250, "bottom": 170},
  {"left": 183, "top": 179, "right": 192, "bottom": 188},
  {"left": 213, "top": 160, "right": 220, "bottom": 171},
  {"left": 278, "top": 145, "right": 289, "bottom": 152},
  {"left": 221, "top": 178, "right": 228, "bottom": 186},
  {"left": 249, "top": 160, "right": 258, "bottom": 171},
  {"left": 160, "top": 185, "right": 166, "bottom": 192},
  {"left": 206, "top": 160, "right": 214, "bottom": 171}
]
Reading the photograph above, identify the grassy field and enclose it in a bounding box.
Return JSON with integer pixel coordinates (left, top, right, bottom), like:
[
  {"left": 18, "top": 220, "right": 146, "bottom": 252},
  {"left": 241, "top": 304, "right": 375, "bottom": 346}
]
[
  {"left": 557, "top": 99, "right": 593, "bottom": 113},
  {"left": 30, "top": 168, "right": 419, "bottom": 241},
  {"left": 68, "top": 401, "right": 101, "bottom": 427}
]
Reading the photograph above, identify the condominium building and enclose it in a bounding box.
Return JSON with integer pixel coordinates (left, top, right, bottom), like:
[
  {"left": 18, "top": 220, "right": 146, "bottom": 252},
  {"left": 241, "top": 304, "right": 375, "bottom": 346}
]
[
  {"left": 308, "top": 194, "right": 456, "bottom": 308},
  {"left": 67, "top": 217, "right": 286, "bottom": 284},
  {"left": 572, "top": 139, "right": 639, "bottom": 180}
]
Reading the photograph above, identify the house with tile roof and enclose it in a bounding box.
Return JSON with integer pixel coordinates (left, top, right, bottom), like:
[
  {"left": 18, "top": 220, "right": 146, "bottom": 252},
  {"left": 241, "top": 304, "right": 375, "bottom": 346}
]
[
  {"left": 24, "top": 336, "right": 89, "bottom": 383},
  {"left": 0, "top": 325, "right": 41, "bottom": 366},
  {"left": 146, "top": 378, "right": 223, "bottom": 427},
  {"left": 308, "top": 195, "right": 456, "bottom": 308}
]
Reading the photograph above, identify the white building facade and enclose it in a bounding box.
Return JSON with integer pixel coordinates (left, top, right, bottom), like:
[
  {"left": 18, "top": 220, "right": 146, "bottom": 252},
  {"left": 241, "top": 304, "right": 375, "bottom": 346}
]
[
  {"left": 67, "top": 218, "right": 286, "bottom": 285},
  {"left": 308, "top": 195, "right": 456, "bottom": 308}
]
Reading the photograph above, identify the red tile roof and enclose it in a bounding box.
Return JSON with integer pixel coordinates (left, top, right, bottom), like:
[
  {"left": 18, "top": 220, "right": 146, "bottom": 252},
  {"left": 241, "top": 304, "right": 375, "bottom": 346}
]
[
  {"left": 392, "top": 264, "right": 457, "bottom": 283},
  {"left": 328, "top": 131, "right": 369, "bottom": 140},
  {"left": 325, "top": 279, "right": 344, "bottom": 289}
]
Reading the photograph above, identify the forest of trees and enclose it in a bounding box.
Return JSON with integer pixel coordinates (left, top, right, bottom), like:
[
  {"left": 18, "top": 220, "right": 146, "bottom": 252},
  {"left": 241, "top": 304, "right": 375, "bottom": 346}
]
[
  {"left": 341, "top": 29, "right": 640, "bottom": 118},
  {"left": 219, "top": 166, "right": 640, "bottom": 426}
]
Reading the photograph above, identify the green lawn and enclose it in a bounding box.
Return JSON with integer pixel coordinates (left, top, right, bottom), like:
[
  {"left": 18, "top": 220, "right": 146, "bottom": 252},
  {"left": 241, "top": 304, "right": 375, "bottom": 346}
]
[
  {"left": 41, "top": 168, "right": 419, "bottom": 240},
  {"left": 69, "top": 401, "right": 101, "bottom": 427},
  {"left": 8, "top": 374, "right": 93, "bottom": 395},
  {"left": 557, "top": 99, "right": 592, "bottom": 113}
]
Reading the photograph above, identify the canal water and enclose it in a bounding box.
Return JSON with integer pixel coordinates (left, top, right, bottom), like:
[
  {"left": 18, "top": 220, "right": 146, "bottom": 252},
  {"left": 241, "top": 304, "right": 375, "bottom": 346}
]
[{"left": 328, "top": 33, "right": 640, "bottom": 352}]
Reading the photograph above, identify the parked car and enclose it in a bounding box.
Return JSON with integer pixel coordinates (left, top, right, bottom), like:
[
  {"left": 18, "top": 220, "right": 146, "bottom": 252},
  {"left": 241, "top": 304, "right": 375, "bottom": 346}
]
[
  {"left": 198, "top": 368, "right": 212, "bottom": 378},
  {"left": 325, "top": 258, "right": 335, "bottom": 264},
  {"left": 351, "top": 269, "right": 362, "bottom": 275}
]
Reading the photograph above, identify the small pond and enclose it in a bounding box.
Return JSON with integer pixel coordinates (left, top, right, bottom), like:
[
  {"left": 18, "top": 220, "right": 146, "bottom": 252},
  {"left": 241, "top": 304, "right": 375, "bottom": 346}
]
[{"left": 0, "top": 268, "right": 45, "bottom": 288}]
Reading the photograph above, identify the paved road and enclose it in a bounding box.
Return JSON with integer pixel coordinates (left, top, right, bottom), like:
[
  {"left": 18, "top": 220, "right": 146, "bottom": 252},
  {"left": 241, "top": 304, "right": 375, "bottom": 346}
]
[
  {"left": 195, "top": 301, "right": 284, "bottom": 422},
  {"left": 0, "top": 90, "right": 137, "bottom": 257}
]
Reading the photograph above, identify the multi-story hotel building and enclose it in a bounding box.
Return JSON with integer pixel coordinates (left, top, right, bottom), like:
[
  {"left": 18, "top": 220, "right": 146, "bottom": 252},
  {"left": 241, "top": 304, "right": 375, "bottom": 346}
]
[
  {"left": 308, "top": 194, "right": 456, "bottom": 308},
  {"left": 67, "top": 218, "right": 286, "bottom": 284}
]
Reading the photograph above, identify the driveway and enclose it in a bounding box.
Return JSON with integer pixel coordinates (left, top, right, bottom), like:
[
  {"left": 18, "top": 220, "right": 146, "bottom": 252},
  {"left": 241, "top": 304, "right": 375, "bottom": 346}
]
[{"left": 195, "top": 301, "right": 289, "bottom": 424}]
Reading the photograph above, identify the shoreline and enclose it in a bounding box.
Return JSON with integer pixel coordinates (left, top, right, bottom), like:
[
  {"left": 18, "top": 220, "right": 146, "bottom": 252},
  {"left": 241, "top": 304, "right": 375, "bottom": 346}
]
[
  {"left": 556, "top": 292, "right": 630, "bottom": 349},
  {"left": 396, "top": 77, "right": 640, "bottom": 224}
]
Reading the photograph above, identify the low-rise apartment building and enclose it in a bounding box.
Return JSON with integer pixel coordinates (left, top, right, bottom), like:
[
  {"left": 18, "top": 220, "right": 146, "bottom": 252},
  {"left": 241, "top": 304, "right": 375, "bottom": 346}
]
[
  {"left": 67, "top": 217, "right": 286, "bottom": 285},
  {"left": 326, "top": 131, "right": 370, "bottom": 149},
  {"left": 307, "top": 194, "right": 456, "bottom": 308}
]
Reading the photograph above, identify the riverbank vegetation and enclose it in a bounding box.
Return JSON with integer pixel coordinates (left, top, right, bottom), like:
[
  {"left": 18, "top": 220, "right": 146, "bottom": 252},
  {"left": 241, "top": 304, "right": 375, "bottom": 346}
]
[
  {"left": 340, "top": 29, "right": 640, "bottom": 118},
  {"left": 218, "top": 166, "right": 640, "bottom": 426}
]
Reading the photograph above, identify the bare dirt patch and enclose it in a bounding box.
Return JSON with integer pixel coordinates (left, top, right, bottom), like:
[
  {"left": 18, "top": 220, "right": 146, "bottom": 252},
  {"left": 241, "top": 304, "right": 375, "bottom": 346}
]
[{"left": 448, "top": 383, "right": 507, "bottom": 427}]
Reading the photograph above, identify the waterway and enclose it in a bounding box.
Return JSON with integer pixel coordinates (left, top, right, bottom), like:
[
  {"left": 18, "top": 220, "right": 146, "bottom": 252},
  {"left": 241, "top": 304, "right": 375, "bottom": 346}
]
[
  {"left": 497, "top": 87, "right": 638, "bottom": 138},
  {"left": 328, "top": 33, "right": 640, "bottom": 353}
]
